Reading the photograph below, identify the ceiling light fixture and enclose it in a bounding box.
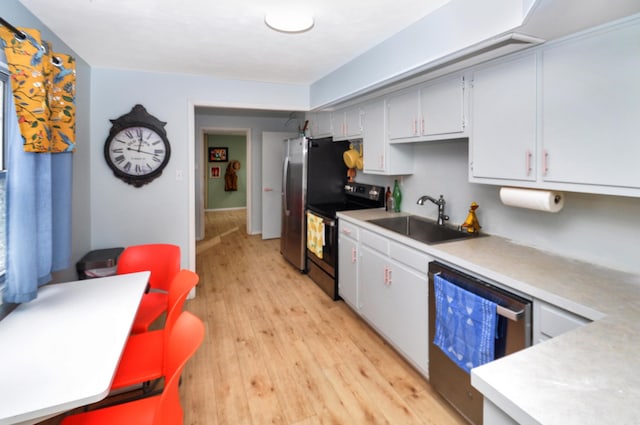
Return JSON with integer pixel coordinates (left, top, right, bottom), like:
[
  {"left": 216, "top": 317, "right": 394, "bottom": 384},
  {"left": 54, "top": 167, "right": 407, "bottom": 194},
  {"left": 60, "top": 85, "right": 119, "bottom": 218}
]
[{"left": 264, "top": 12, "right": 314, "bottom": 34}]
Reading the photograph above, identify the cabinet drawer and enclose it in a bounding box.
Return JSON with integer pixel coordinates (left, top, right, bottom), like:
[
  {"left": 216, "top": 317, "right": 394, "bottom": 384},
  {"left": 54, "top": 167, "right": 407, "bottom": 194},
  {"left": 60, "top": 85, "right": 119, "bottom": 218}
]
[
  {"left": 339, "top": 221, "right": 359, "bottom": 240},
  {"left": 389, "top": 241, "right": 430, "bottom": 274},
  {"left": 360, "top": 228, "right": 389, "bottom": 254},
  {"left": 537, "top": 301, "right": 590, "bottom": 339}
]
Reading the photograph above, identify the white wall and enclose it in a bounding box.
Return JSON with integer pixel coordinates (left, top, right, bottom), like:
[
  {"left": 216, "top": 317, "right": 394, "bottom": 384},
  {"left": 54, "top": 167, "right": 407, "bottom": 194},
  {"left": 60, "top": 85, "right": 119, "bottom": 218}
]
[
  {"left": 310, "top": 0, "right": 528, "bottom": 108},
  {"left": 90, "top": 68, "right": 308, "bottom": 269},
  {"left": 376, "top": 141, "right": 640, "bottom": 275}
]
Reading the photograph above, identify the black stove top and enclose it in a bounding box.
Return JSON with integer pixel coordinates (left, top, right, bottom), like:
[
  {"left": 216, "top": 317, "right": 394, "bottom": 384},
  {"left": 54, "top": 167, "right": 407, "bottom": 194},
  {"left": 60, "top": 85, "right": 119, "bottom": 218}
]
[{"left": 307, "top": 182, "right": 385, "bottom": 218}]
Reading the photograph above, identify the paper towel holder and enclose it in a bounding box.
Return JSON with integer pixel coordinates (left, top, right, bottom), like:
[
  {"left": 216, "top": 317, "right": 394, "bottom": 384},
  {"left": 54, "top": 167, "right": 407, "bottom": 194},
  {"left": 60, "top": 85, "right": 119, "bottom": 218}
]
[{"left": 499, "top": 187, "right": 565, "bottom": 213}]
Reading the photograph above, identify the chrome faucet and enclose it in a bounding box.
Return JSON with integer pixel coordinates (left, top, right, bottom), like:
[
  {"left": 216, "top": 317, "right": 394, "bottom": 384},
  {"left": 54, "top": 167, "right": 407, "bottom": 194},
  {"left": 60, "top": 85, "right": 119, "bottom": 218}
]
[{"left": 417, "top": 194, "right": 449, "bottom": 226}]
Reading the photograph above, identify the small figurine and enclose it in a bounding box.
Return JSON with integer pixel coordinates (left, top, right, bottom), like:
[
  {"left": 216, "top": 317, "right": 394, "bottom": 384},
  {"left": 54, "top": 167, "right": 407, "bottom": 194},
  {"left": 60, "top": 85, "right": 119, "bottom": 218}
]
[
  {"left": 461, "top": 202, "right": 481, "bottom": 234},
  {"left": 347, "top": 167, "right": 356, "bottom": 182}
]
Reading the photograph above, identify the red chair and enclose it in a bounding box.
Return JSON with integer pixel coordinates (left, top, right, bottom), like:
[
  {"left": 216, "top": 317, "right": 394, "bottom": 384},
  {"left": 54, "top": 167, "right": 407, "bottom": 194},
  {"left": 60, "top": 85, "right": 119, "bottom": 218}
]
[
  {"left": 61, "top": 311, "right": 205, "bottom": 425},
  {"left": 117, "top": 244, "right": 181, "bottom": 333},
  {"left": 110, "top": 269, "right": 199, "bottom": 392}
]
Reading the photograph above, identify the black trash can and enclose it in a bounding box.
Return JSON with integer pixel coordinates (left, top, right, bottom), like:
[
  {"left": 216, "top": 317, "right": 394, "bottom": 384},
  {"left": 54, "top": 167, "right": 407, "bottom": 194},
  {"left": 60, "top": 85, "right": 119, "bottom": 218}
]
[{"left": 76, "top": 247, "right": 125, "bottom": 280}]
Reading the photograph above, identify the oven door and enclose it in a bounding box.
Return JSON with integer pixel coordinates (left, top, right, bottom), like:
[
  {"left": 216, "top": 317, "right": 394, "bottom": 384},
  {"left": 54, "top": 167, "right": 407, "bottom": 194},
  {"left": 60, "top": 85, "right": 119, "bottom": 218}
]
[
  {"left": 305, "top": 210, "right": 339, "bottom": 299},
  {"left": 306, "top": 210, "right": 336, "bottom": 273}
]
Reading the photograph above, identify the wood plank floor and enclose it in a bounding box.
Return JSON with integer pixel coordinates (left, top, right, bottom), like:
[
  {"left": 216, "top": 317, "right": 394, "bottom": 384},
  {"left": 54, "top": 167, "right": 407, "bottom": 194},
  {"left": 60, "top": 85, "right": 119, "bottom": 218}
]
[
  {"left": 183, "top": 209, "right": 466, "bottom": 425},
  {"left": 39, "top": 209, "right": 467, "bottom": 424}
]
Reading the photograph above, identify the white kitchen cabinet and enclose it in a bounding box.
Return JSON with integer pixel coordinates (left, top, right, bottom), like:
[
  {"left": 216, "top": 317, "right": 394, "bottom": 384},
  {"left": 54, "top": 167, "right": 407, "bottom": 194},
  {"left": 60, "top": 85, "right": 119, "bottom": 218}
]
[
  {"left": 387, "top": 89, "right": 420, "bottom": 141},
  {"left": 332, "top": 106, "right": 363, "bottom": 141},
  {"left": 362, "top": 99, "right": 414, "bottom": 175},
  {"left": 338, "top": 221, "right": 359, "bottom": 310},
  {"left": 469, "top": 17, "right": 640, "bottom": 197},
  {"left": 541, "top": 19, "right": 640, "bottom": 190},
  {"left": 358, "top": 229, "right": 430, "bottom": 376},
  {"left": 469, "top": 52, "right": 538, "bottom": 183},
  {"left": 533, "top": 300, "right": 590, "bottom": 344},
  {"left": 483, "top": 399, "right": 519, "bottom": 425},
  {"left": 387, "top": 75, "right": 467, "bottom": 143},
  {"left": 419, "top": 74, "right": 466, "bottom": 138},
  {"left": 307, "top": 111, "right": 332, "bottom": 138}
]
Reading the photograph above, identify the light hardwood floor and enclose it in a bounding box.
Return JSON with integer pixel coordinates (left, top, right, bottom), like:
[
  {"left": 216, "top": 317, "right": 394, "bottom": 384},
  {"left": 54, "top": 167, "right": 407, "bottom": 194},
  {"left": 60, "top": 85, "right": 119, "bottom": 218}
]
[
  {"left": 40, "top": 209, "right": 467, "bottom": 424},
  {"left": 183, "top": 209, "right": 466, "bottom": 425}
]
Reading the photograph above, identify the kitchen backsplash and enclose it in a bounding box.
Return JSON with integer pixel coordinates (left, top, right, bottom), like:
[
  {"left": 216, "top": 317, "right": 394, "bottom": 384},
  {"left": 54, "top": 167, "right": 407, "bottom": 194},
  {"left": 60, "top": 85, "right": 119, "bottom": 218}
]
[{"left": 356, "top": 140, "right": 640, "bottom": 276}]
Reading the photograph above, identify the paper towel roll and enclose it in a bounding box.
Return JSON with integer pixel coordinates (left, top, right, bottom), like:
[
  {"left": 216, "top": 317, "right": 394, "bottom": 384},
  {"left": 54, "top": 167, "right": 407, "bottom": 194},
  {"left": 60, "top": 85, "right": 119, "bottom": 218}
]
[{"left": 499, "top": 187, "right": 564, "bottom": 213}]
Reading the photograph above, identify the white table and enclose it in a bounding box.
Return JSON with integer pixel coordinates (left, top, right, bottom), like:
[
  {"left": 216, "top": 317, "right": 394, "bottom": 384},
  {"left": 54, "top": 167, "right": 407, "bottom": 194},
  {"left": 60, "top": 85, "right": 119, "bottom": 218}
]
[{"left": 0, "top": 271, "right": 150, "bottom": 425}]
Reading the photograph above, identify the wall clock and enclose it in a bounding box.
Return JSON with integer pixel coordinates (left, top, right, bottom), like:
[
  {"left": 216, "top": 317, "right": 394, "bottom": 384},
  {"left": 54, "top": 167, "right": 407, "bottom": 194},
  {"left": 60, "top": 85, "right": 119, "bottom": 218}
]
[{"left": 104, "top": 104, "right": 171, "bottom": 188}]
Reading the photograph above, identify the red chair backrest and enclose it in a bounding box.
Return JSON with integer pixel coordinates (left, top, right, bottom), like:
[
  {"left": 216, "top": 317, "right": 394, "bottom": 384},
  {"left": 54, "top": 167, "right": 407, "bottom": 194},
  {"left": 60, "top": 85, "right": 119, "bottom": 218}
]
[
  {"left": 163, "top": 270, "right": 199, "bottom": 350},
  {"left": 153, "top": 311, "right": 205, "bottom": 425},
  {"left": 117, "top": 244, "right": 180, "bottom": 292}
]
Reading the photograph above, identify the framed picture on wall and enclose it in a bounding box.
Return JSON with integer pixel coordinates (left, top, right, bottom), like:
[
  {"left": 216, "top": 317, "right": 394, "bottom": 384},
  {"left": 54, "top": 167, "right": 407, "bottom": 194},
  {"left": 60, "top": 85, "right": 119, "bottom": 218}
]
[
  {"left": 209, "top": 166, "right": 221, "bottom": 179},
  {"left": 209, "top": 147, "right": 228, "bottom": 162}
]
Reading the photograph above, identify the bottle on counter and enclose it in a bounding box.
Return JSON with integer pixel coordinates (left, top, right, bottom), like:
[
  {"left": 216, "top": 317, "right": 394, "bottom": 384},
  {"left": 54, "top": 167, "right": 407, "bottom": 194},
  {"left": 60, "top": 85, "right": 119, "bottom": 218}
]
[
  {"left": 385, "top": 186, "right": 392, "bottom": 211},
  {"left": 392, "top": 180, "right": 402, "bottom": 212}
]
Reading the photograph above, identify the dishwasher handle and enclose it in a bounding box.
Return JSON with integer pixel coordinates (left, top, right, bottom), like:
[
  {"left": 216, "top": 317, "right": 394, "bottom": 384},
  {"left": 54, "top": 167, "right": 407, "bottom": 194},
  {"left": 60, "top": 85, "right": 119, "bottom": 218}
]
[
  {"left": 496, "top": 305, "right": 525, "bottom": 322},
  {"left": 429, "top": 271, "right": 526, "bottom": 322}
]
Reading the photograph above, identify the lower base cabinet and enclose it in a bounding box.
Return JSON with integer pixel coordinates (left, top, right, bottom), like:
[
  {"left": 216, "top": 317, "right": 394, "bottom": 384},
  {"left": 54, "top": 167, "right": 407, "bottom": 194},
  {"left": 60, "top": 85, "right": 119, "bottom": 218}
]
[
  {"left": 484, "top": 399, "right": 519, "bottom": 425},
  {"left": 338, "top": 220, "right": 430, "bottom": 377},
  {"left": 533, "top": 299, "right": 590, "bottom": 344}
]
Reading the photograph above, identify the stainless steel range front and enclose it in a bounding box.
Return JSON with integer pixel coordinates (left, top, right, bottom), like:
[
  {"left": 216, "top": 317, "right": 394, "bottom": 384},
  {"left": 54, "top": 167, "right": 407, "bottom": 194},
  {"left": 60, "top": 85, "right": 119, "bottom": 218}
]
[{"left": 306, "top": 182, "right": 384, "bottom": 300}]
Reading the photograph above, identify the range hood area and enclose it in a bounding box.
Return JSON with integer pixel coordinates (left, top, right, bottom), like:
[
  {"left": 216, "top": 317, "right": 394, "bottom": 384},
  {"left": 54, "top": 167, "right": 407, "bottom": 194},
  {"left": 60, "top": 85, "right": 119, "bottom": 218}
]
[{"left": 310, "top": 0, "right": 640, "bottom": 109}]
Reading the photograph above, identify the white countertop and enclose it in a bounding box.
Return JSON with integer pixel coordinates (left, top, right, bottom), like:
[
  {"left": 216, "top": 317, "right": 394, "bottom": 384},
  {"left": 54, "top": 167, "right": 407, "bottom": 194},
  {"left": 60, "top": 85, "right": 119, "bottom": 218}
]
[
  {"left": 338, "top": 209, "right": 640, "bottom": 425},
  {"left": 0, "top": 272, "right": 150, "bottom": 425}
]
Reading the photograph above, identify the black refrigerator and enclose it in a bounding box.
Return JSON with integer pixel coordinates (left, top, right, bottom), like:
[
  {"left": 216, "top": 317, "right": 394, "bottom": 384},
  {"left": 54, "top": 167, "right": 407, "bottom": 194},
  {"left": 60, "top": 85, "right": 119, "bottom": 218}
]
[{"left": 280, "top": 136, "right": 349, "bottom": 271}]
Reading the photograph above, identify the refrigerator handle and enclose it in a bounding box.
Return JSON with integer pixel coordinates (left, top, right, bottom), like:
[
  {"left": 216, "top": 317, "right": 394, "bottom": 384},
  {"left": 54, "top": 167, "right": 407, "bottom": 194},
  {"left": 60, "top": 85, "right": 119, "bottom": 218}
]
[{"left": 282, "top": 156, "right": 290, "bottom": 216}]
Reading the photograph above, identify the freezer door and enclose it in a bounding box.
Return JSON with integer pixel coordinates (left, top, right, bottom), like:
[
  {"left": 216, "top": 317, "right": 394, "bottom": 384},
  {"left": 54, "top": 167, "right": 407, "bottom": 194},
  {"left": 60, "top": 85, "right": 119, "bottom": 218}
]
[
  {"left": 307, "top": 138, "right": 349, "bottom": 205},
  {"left": 280, "top": 138, "right": 306, "bottom": 271}
]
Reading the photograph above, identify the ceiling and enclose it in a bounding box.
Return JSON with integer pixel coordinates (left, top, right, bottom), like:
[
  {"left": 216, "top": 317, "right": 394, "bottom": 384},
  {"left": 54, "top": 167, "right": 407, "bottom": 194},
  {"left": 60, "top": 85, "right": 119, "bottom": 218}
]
[{"left": 18, "top": 0, "right": 451, "bottom": 85}]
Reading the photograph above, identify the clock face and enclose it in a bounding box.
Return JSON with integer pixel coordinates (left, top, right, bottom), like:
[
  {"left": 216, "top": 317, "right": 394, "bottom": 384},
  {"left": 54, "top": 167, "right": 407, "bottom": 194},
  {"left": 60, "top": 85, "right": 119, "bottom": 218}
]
[
  {"left": 104, "top": 105, "right": 171, "bottom": 187},
  {"left": 105, "top": 125, "right": 170, "bottom": 187}
]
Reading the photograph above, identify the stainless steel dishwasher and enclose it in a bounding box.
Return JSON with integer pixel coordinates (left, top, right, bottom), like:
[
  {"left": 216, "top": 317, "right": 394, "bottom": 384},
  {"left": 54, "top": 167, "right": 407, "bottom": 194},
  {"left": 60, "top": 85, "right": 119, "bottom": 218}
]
[{"left": 428, "top": 261, "right": 532, "bottom": 425}]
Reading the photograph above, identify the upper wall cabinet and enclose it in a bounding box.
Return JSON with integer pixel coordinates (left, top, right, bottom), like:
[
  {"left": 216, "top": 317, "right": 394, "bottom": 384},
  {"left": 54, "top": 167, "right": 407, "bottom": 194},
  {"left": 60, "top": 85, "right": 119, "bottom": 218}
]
[
  {"left": 469, "top": 53, "right": 538, "bottom": 183},
  {"left": 469, "top": 16, "right": 640, "bottom": 197},
  {"left": 362, "top": 99, "right": 414, "bottom": 175},
  {"left": 387, "top": 89, "right": 420, "bottom": 141},
  {"left": 540, "top": 19, "right": 640, "bottom": 190},
  {"left": 420, "top": 75, "right": 467, "bottom": 137},
  {"left": 332, "top": 106, "right": 363, "bottom": 141},
  {"left": 307, "top": 111, "right": 332, "bottom": 138},
  {"left": 387, "top": 74, "right": 467, "bottom": 143}
]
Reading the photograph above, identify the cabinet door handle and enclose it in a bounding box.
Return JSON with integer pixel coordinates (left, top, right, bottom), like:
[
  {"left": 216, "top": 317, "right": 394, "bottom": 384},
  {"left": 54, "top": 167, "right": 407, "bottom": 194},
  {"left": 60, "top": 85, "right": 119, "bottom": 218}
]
[
  {"left": 387, "top": 268, "right": 392, "bottom": 285},
  {"left": 383, "top": 266, "right": 389, "bottom": 285},
  {"left": 421, "top": 117, "right": 425, "bottom": 135},
  {"left": 526, "top": 150, "right": 532, "bottom": 176},
  {"left": 543, "top": 149, "right": 549, "bottom": 175},
  {"left": 351, "top": 247, "right": 357, "bottom": 264},
  {"left": 342, "top": 228, "right": 352, "bottom": 236}
]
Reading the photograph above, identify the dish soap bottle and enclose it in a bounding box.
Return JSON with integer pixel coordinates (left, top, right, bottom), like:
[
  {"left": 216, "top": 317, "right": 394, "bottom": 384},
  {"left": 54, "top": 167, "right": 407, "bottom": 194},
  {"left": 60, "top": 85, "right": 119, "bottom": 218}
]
[
  {"left": 385, "top": 186, "right": 392, "bottom": 211},
  {"left": 392, "top": 180, "right": 402, "bottom": 212}
]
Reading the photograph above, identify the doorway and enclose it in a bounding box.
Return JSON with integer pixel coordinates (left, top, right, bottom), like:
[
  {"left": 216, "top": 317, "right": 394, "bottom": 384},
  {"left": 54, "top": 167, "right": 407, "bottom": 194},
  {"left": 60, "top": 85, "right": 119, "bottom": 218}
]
[
  {"left": 190, "top": 106, "right": 305, "bottom": 271},
  {"left": 197, "top": 127, "right": 251, "bottom": 242}
]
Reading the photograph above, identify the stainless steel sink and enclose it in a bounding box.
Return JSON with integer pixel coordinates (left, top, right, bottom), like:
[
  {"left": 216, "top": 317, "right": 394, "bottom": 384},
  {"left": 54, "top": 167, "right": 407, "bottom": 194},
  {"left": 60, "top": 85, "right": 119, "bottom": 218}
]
[{"left": 367, "top": 215, "right": 476, "bottom": 244}]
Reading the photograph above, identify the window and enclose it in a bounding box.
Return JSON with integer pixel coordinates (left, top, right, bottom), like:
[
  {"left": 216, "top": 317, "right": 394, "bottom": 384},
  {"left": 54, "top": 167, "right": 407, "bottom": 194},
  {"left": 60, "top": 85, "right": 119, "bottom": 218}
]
[{"left": 0, "top": 66, "right": 8, "bottom": 305}]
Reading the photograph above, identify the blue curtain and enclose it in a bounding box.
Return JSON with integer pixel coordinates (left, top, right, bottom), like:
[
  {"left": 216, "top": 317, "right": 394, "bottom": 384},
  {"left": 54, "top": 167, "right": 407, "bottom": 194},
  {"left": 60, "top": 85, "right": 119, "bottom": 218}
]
[{"left": 2, "top": 79, "right": 72, "bottom": 303}]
